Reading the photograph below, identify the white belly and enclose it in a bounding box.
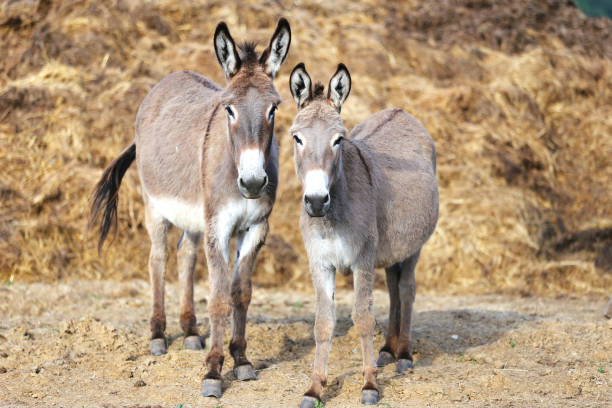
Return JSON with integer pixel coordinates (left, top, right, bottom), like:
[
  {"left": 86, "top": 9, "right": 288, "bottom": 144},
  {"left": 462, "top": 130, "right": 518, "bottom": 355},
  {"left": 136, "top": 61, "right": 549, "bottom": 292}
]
[{"left": 149, "top": 196, "right": 206, "bottom": 232}]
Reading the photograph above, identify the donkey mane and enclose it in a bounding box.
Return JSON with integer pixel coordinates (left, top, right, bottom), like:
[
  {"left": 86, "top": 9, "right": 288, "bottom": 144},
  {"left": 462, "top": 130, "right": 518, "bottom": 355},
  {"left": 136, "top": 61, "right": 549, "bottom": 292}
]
[
  {"left": 238, "top": 41, "right": 260, "bottom": 64},
  {"left": 312, "top": 82, "right": 325, "bottom": 98}
]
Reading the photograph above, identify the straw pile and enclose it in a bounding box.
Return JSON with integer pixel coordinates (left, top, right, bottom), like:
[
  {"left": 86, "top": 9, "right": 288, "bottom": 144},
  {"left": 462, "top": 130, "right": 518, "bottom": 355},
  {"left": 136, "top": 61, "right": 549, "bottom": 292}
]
[{"left": 1, "top": 0, "right": 610, "bottom": 294}]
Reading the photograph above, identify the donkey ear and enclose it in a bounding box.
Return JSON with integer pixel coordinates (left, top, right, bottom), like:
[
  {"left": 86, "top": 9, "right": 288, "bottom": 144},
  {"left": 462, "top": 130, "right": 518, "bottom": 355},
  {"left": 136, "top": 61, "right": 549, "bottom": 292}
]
[
  {"left": 214, "top": 22, "right": 241, "bottom": 78},
  {"left": 327, "top": 63, "right": 351, "bottom": 112},
  {"left": 260, "top": 18, "right": 291, "bottom": 78},
  {"left": 290, "top": 63, "right": 312, "bottom": 108}
]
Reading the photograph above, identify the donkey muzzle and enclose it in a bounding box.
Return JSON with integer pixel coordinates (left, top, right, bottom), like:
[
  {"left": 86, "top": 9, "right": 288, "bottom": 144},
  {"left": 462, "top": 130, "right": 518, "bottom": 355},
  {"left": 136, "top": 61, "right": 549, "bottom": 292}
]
[
  {"left": 304, "top": 193, "right": 330, "bottom": 217},
  {"left": 238, "top": 175, "right": 268, "bottom": 198},
  {"left": 238, "top": 148, "right": 267, "bottom": 199}
]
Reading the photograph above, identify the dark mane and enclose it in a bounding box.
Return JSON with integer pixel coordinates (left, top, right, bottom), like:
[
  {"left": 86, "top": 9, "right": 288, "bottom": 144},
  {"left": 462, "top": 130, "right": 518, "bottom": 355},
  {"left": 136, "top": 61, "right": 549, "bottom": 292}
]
[
  {"left": 239, "top": 41, "right": 259, "bottom": 64},
  {"left": 313, "top": 82, "right": 325, "bottom": 98}
]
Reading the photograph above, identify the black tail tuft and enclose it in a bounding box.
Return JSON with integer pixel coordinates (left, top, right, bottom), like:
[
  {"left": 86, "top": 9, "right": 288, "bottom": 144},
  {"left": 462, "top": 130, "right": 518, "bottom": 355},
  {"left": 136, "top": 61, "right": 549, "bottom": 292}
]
[{"left": 89, "top": 143, "right": 136, "bottom": 252}]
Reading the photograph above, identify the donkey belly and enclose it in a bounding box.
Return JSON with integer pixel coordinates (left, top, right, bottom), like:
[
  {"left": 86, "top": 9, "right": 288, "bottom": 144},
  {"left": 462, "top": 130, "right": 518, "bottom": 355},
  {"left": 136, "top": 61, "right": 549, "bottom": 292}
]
[
  {"left": 373, "top": 171, "right": 439, "bottom": 269},
  {"left": 148, "top": 195, "right": 206, "bottom": 233}
]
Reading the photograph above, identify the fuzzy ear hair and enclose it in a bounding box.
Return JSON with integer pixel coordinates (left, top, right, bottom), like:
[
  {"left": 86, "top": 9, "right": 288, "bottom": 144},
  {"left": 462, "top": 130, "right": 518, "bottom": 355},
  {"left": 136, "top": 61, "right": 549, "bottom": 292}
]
[
  {"left": 214, "top": 22, "right": 241, "bottom": 78},
  {"left": 289, "top": 63, "right": 312, "bottom": 108},
  {"left": 260, "top": 18, "right": 291, "bottom": 78},
  {"left": 328, "top": 63, "right": 351, "bottom": 112}
]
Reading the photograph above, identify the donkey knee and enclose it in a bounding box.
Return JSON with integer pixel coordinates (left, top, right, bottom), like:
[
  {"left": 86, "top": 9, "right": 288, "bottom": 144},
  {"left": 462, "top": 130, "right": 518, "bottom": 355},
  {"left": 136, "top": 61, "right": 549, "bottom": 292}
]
[
  {"left": 231, "top": 281, "right": 252, "bottom": 309},
  {"left": 352, "top": 308, "right": 375, "bottom": 336},
  {"left": 314, "top": 317, "right": 335, "bottom": 342},
  {"left": 398, "top": 281, "right": 415, "bottom": 303},
  {"left": 208, "top": 297, "right": 232, "bottom": 320},
  {"left": 149, "top": 249, "right": 168, "bottom": 267}
]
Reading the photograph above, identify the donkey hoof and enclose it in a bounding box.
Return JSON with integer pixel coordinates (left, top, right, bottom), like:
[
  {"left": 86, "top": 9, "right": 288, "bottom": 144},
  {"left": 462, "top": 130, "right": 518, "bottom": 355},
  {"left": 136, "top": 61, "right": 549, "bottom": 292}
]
[
  {"left": 184, "top": 335, "right": 203, "bottom": 350},
  {"left": 299, "top": 396, "right": 321, "bottom": 408},
  {"left": 149, "top": 338, "right": 167, "bottom": 356},
  {"left": 201, "top": 378, "right": 223, "bottom": 398},
  {"left": 376, "top": 350, "right": 395, "bottom": 367},
  {"left": 397, "top": 358, "right": 414, "bottom": 374},
  {"left": 233, "top": 364, "right": 257, "bottom": 381},
  {"left": 361, "top": 389, "right": 379, "bottom": 405}
]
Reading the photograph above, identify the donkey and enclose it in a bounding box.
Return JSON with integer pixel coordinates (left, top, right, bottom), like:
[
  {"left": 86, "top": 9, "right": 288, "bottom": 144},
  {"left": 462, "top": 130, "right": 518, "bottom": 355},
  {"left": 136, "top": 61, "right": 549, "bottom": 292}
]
[
  {"left": 288, "top": 63, "right": 439, "bottom": 406},
  {"left": 89, "top": 19, "right": 291, "bottom": 398}
]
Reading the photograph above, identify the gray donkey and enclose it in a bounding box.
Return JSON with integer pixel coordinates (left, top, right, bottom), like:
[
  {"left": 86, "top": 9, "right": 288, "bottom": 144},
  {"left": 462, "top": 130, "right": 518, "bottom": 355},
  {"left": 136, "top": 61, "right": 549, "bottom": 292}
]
[
  {"left": 288, "top": 63, "right": 439, "bottom": 406},
  {"left": 89, "top": 19, "right": 291, "bottom": 398}
]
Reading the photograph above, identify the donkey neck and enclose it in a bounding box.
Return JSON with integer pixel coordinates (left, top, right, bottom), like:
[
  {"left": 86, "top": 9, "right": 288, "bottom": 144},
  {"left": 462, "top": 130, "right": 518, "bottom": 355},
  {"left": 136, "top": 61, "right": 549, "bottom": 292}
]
[{"left": 324, "top": 138, "right": 375, "bottom": 227}]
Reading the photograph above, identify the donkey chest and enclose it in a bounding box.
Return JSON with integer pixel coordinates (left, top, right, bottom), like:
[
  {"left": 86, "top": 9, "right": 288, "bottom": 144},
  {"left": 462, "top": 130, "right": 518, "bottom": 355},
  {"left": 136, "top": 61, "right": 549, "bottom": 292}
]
[
  {"left": 216, "top": 198, "right": 269, "bottom": 238},
  {"left": 308, "top": 232, "right": 356, "bottom": 274}
]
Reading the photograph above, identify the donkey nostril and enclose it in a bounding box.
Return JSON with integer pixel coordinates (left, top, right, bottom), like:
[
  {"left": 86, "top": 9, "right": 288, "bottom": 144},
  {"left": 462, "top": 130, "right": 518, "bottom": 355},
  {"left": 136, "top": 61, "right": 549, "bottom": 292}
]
[
  {"left": 239, "top": 178, "right": 246, "bottom": 188},
  {"left": 324, "top": 194, "right": 330, "bottom": 204},
  {"left": 304, "top": 196, "right": 311, "bottom": 205},
  {"left": 262, "top": 175, "right": 268, "bottom": 187}
]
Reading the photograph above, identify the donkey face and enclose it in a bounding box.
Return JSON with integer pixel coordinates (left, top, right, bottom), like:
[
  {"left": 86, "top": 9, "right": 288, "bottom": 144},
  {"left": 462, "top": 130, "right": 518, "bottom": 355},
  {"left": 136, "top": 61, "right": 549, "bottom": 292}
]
[
  {"left": 289, "top": 63, "right": 351, "bottom": 217},
  {"left": 214, "top": 19, "right": 291, "bottom": 199}
]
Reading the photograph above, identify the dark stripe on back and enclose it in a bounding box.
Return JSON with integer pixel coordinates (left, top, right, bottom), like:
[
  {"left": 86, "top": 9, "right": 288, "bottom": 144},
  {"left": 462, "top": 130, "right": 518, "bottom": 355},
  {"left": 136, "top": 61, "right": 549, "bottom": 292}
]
[
  {"left": 186, "top": 70, "right": 220, "bottom": 91},
  {"left": 353, "top": 108, "right": 402, "bottom": 141}
]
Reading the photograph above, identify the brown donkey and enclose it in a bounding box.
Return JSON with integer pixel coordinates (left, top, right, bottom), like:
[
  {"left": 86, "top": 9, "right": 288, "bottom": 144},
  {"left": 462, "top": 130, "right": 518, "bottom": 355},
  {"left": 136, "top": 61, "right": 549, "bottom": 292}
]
[
  {"left": 89, "top": 19, "right": 291, "bottom": 398},
  {"left": 289, "top": 63, "right": 439, "bottom": 406}
]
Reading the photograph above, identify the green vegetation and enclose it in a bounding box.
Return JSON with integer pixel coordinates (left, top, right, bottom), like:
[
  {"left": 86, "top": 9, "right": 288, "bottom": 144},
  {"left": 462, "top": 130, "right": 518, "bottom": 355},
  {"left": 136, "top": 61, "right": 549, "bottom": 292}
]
[{"left": 575, "top": 0, "right": 612, "bottom": 18}]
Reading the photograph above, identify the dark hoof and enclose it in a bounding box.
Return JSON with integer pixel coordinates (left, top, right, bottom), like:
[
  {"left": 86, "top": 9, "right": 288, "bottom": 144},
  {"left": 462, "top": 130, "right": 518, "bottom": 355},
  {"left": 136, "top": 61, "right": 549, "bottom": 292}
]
[
  {"left": 233, "top": 364, "right": 257, "bottom": 381},
  {"left": 361, "top": 389, "right": 379, "bottom": 405},
  {"left": 397, "top": 358, "right": 414, "bottom": 374},
  {"left": 299, "top": 396, "right": 320, "bottom": 408},
  {"left": 376, "top": 350, "right": 395, "bottom": 367},
  {"left": 184, "top": 335, "right": 203, "bottom": 350},
  {"left": 149, "top": 338, "right": 167, "bottom": 356},
  {"left": 201, "top": 378, "right": 223, "bottom": 398}
]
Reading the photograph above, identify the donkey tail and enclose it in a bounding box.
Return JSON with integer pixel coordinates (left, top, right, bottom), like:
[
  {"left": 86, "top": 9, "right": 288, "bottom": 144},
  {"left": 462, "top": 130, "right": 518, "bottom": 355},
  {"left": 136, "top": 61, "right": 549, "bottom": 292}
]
[{"left": 89, "top": 142, "right": 136, "bottom": 252}]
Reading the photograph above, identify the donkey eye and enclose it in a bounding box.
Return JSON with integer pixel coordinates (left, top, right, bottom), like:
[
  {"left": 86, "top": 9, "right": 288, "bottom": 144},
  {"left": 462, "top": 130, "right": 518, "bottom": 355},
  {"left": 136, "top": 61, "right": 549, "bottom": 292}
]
[
  {"left": 293, "top": 134, "right": 303, "bottom": 145},
  {"left": 267, "top": 105, "right": 277, "bottom": 122},
  {"left": 225, "top": 105, "right": 236, "bottom": 120},
  {"left": 333, "top": 136, "right": 344, "bottom": 147}
]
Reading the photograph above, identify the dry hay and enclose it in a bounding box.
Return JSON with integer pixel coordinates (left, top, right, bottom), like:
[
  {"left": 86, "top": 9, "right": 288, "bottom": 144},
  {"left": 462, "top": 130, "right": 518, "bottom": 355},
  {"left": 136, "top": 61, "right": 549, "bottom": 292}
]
[{"left": 0, "top": 0, "right": 610, "bottom": 295}]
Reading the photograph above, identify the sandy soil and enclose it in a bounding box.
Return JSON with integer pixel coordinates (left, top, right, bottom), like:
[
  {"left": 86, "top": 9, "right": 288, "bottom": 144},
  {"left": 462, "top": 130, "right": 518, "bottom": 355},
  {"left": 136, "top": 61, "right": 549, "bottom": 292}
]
[{"left": 0, "top": 280, "right": 610, "bottom": 407}]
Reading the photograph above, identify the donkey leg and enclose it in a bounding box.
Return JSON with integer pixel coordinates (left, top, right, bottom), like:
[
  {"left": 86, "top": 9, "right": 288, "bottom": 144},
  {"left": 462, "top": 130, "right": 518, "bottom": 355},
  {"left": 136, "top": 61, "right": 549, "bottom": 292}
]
[
  {"left": 300, "top": 266, "right": 336, "bottom": 408},
  {"left": 353, "top": 267, "right": 379, "bottom": 405},
  {"left": 201, "top": 232, "right": 231, "bottom": 398},
  {"left": 230, "top": 222, "right": 268, "bottom": 381},
  {"left": 396, "top": 250, "right": 420, "bottom": 374},
  {"left": 377, "top": 262, "right": 402, "bottom": 367},
  {"left": 144, "top": 203, "right": 170, "bottom": 356},
  {"left": 178, "top": 231, "right": 203, "bottom": 350}
]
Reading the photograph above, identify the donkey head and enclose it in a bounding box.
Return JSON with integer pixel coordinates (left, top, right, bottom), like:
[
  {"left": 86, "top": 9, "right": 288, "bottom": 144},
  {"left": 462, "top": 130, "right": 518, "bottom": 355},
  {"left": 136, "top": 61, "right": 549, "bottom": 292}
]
[
  {"left": 214, "top": 18, "right": 291, "bottom": 198},
  {"left": 289, "top": 63, "right": 351, "bottom": 217}
]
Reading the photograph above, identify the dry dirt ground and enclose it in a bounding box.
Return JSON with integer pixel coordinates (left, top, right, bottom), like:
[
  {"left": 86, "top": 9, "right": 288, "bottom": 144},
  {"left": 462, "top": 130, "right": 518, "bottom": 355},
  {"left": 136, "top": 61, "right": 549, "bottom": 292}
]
[{"left": 0, "top": 281, "right": 610, "bottom": 407}]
